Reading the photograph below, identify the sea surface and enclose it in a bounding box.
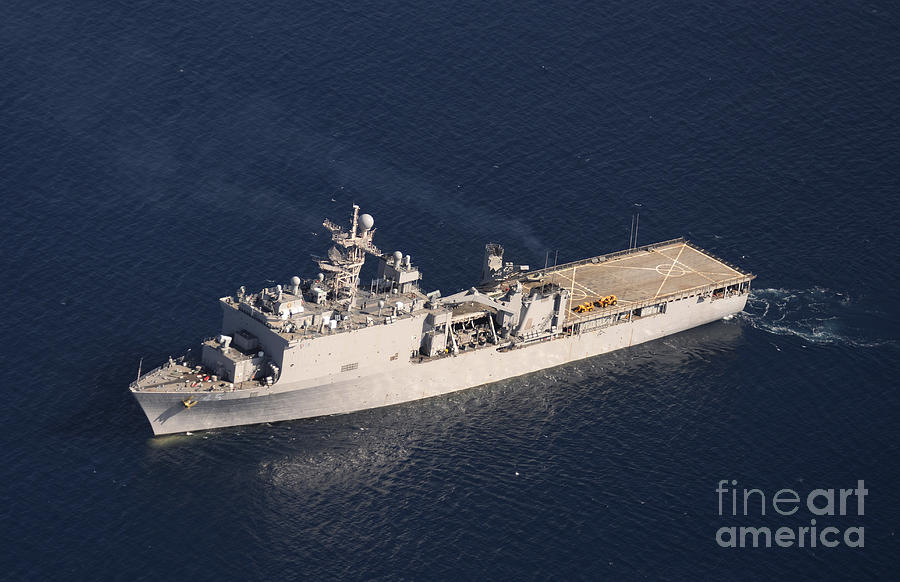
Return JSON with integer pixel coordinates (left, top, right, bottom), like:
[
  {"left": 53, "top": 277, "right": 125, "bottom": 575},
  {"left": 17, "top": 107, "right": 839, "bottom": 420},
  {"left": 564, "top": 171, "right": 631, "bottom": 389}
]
[{"left": 2, "top": 1, "right": 899, "bottom": 580}]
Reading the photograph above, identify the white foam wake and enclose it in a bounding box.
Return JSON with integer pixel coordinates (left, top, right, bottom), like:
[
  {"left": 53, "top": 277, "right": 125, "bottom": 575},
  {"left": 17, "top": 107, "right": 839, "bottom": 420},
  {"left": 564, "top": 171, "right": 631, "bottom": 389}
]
[{"left": 740, "top": 287, "right": 895, "bottom": 348}]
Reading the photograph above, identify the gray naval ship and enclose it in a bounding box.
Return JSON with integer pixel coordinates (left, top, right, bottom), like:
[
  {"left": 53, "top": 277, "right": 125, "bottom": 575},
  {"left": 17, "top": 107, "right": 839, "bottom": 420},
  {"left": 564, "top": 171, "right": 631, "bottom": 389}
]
[{"left": 131, "top": 205, "right": 755, "bottom": 435}]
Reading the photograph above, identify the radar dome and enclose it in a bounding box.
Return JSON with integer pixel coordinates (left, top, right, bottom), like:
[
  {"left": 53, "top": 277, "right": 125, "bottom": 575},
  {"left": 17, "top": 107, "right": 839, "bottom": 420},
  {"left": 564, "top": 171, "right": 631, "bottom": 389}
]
[
  {"left": 393, "top": 250, "right": 403, "bottom": 262},
  {"left": 290, "top": 276, "right": 301, "bottom": 286},
  {"left": 359, "top": 213, "right": 374, "bottom": 231}
]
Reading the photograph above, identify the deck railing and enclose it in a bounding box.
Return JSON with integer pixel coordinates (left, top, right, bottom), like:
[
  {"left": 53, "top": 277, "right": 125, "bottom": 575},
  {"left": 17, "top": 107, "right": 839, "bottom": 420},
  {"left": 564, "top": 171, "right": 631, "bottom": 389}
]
[
  {"left": 129, "top": 363, "right": 168, "bottom": 390},
  {"left": 525, "top": 237, "right": 687, "bottom": 279},
  {"left": 682, "top": 240, "right": 753, "bottom": 277}
]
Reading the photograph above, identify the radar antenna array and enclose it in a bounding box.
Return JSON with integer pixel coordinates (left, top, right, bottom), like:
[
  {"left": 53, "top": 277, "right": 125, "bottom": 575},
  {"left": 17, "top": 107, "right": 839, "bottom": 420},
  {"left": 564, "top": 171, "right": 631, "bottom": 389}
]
[{"left": 319, "top": 204, "right": 384, "bottom": 305}]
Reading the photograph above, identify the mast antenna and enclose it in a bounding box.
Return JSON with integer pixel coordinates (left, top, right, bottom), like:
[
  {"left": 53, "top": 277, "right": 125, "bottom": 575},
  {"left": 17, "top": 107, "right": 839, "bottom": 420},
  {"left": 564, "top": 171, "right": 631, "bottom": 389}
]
[
  {"left": 629, "top": 203, "right": 642, "bottom": 249},
  {"left": 542, "top": 251, "right": 549, "bottom": 293},
  {"left": 634, "top": 210, "right": 640, "bottom": 248},
  {"left": 629, "top": 213, "right": 635, "bottom": 248}
]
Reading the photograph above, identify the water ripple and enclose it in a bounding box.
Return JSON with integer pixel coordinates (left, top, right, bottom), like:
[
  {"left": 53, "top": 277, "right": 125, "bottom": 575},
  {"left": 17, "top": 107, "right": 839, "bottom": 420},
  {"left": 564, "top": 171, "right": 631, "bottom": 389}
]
[{"left": 742, "top": 287, "right": 897, "bottom": 348}]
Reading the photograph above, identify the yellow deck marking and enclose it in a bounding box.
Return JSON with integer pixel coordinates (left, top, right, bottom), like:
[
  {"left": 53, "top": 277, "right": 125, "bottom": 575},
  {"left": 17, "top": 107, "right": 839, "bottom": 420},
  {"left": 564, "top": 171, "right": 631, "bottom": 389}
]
[
  {"left": 654, "top": 243, "right": 687, "bottom": 298},
  {"left": 687, "top": 246, "right": 742, "bottom": 275},
  {"left": 556, "top": 266, "right": 600, "bottom": 297},
  {"left": 654, "top": 246, "right": 719, "bottom": 284},
  {"left": 596, "top": 264, "right": 664, "bottom": 271}
]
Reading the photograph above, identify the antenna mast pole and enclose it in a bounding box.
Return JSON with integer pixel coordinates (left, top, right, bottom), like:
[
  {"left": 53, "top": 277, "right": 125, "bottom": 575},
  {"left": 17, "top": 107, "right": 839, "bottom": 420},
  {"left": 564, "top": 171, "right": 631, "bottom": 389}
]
[
  {"left": 629, "top": 213, "right": 635, "bottom": 249},
  {"left": 634, "top": 211, "right": 639, "bottom": 248},
  {"left": 542, "top": 251, "right": 549, "bottom": 293},
  {"left": 552, "top": 250, "right": 559, "bottom": 289},
  {"left": 350, "top": 204, "right": 359, "bottom": 239},
  {"left": 629, "top": 203, "right": 642, "bottom": 249}
]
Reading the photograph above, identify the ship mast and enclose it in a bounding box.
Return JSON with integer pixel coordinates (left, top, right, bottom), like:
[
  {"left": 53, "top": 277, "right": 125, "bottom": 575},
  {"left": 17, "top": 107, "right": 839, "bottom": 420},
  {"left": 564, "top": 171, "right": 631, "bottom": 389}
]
[{"left": 318, "top": 204, "right": 382, "bottom": 307}]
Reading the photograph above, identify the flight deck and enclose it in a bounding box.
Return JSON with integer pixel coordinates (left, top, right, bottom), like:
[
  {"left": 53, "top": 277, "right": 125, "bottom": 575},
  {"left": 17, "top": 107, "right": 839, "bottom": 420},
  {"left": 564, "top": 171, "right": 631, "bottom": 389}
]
[{"left": 524, "top": 238, "right": 755, "bottom": 323}]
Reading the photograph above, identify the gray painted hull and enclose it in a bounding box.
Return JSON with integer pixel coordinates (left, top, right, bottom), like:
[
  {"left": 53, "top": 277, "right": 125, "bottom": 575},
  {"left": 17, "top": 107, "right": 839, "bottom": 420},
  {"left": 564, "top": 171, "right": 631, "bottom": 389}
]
[{"left": 133, "top": 294, "right": 747, "bottom": 435}]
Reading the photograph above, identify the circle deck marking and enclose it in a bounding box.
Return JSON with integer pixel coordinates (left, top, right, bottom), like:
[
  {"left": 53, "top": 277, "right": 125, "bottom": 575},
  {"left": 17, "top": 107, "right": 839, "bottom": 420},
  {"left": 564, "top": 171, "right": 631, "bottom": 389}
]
[{"left": 655, "top": 264, "right": 686, "bottom": 277}]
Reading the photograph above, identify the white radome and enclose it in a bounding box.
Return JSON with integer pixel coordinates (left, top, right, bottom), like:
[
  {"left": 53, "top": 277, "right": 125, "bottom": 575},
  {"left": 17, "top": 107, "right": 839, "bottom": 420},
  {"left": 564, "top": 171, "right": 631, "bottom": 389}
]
[{"left": 359, "top": 213, "right": 374, "bottom": 231}]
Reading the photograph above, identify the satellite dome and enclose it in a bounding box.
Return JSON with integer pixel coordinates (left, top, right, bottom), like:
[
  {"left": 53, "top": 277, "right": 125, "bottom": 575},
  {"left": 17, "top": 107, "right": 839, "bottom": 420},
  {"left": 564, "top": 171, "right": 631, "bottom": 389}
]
[
  {"left": 393, "top": 250, "right": 403, "bottom": 262},
  {"left": 290, "top": 276, "right": 301, "bottom": 286},
  {"left": 359, "top": 213, "right": 374, "bottom": 231}
]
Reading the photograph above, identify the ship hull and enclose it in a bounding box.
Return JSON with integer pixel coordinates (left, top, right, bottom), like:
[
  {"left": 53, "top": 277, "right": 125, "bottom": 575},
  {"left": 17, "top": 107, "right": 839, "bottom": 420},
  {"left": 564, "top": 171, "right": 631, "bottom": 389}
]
[{"left": 133, "top": 293, "right": 747, "bottom": 435}]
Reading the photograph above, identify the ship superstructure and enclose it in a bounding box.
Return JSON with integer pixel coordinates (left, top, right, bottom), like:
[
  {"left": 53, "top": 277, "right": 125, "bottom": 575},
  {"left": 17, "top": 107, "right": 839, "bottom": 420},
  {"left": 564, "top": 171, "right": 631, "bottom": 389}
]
[{"left": 130, "top": 206, "right": 755, "bottom": 435}]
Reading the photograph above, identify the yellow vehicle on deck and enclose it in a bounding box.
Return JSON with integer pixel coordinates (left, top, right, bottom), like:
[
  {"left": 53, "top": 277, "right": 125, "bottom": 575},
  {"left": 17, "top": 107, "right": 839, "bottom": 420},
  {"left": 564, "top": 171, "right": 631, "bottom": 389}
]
[
  {"left": 594, "top": 295, "right": 618, "bottom": 308},
  {"left": 572, "top": 302, "right": 594, "bottom": 313}
]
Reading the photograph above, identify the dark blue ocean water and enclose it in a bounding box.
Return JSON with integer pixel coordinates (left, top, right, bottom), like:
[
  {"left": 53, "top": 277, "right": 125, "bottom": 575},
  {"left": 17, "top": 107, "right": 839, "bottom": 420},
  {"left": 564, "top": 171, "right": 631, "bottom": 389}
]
[{"left": 2, "top": 0, "right": 899, "bottom": 579}]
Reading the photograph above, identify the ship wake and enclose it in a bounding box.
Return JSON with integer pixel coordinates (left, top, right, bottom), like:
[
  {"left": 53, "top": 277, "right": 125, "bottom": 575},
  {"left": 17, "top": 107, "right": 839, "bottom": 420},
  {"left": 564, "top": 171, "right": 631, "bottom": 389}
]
[{"left": 740, "top": 287, "right": 896, "bottom": 349}]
